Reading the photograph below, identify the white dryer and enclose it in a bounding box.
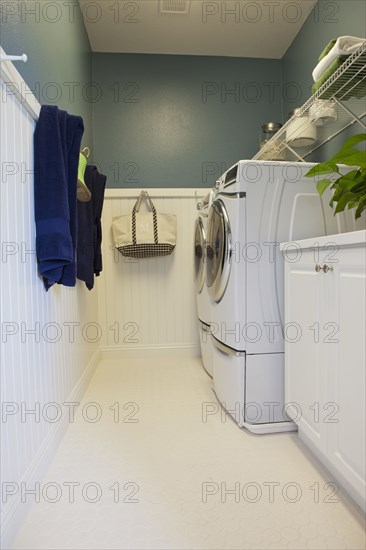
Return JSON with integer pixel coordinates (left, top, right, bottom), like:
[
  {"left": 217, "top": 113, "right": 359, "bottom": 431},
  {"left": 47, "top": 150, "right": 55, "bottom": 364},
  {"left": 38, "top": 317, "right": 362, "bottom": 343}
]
[{"left": 206, "top": 160, "right": 356, "bottom": 433}]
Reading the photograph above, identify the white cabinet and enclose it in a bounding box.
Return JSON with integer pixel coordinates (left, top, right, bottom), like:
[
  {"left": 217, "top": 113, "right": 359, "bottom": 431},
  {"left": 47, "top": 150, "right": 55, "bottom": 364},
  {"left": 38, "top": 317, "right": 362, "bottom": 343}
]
[
  {"left": 327, "top": 250, "right": 366, "bottom": 501},
  {"left": 282, "top": 231, "right": 366, "bottom": 510},
  {"left": 284, "top": 253, "right": 326, "bottom": 449}
]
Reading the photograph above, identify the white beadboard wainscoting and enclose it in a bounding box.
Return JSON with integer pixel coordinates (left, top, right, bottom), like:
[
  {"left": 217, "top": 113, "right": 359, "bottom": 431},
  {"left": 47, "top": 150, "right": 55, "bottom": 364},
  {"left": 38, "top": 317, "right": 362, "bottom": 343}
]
[
  {"left": 98, "top": 188, "right": 207, "bottom": 357},
  {"left": 0, "top": 80, "right": 100, "bottom": 547}
]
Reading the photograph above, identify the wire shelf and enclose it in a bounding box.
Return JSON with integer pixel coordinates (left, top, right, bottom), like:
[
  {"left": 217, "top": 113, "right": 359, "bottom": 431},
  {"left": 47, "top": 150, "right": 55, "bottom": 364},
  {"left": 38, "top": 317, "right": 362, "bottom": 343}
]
[{"left": 253, "top": 43, "right": 366, "bottom": 162}]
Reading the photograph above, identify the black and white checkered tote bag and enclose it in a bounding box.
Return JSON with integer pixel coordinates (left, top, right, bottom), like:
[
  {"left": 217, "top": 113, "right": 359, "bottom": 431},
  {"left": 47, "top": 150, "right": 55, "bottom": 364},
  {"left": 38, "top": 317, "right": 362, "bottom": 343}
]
[{"left": 112, "top": 191, "right": 177, "bottom": 258}]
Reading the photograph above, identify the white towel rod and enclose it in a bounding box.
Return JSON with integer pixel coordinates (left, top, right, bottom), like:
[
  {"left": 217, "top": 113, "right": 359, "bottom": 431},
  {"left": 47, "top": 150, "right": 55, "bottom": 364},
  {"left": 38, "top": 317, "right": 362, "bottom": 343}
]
[
  {"left": 0, "top": 47, "right": 40, "bottom": 122},
  {"left": 0, "top": 53, "right": 28, "bottom": 63}
]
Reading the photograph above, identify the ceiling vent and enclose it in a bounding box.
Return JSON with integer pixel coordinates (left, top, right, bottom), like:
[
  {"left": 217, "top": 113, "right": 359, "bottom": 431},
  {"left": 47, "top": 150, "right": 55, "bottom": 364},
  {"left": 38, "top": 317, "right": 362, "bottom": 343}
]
[{"left": 159, "top": 1, "right": 190, "bottom": 14}]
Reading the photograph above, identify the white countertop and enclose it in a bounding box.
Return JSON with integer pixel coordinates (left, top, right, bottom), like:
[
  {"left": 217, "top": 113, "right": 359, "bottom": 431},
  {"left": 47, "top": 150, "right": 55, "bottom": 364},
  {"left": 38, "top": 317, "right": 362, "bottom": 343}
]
[{"left": 280, "top": 230, "right": 366, "bottom": 251}]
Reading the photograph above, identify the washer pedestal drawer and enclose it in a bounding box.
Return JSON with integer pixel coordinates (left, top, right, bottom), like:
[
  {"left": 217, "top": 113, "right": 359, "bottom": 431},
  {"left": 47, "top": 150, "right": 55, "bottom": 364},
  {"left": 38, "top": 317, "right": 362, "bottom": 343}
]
[{"left": 211, "top": 336, "right": 296, "bottom": 433}]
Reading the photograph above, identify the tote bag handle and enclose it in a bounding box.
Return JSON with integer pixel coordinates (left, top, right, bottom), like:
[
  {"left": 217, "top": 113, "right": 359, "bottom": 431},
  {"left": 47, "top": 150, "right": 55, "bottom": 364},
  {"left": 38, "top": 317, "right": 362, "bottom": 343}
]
[{"left": 132, "top": 191, "right": 158, "bottom": 245}]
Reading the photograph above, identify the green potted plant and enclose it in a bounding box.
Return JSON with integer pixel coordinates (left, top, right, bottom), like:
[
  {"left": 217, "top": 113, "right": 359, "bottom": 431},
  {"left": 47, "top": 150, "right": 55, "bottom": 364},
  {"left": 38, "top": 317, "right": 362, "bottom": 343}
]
[{"left": 305, "top": 133, "right": 366, "bottom": 219}]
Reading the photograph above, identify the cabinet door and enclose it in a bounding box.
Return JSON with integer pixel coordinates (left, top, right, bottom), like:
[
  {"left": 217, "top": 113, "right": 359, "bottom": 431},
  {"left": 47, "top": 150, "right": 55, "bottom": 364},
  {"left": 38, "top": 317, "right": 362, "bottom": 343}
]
[
  {"left": 284, "top": 251, "right": 326, "bottom": 451},
  {"left": 326, "top": 247, "right": 366, "bottom": 502}
]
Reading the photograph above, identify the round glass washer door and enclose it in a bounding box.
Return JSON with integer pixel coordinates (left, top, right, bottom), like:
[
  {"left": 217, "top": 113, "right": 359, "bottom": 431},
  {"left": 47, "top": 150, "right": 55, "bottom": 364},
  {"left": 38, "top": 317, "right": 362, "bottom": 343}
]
[
  {"left": 206, "top": 199, "right": 232, "bottom": 303},
  {"left": 194, "top": 217, "right": 206, "bottom": 294}
]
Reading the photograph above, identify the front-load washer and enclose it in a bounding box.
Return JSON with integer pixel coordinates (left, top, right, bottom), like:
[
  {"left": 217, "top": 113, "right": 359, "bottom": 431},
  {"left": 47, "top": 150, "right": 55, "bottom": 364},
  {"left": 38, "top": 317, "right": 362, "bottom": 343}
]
[
  {"left": 194, "top": 190, "right": 215, "bottom": 376},
  {"left": 206, "top": 160, "right": 354, "bottom": 433}
]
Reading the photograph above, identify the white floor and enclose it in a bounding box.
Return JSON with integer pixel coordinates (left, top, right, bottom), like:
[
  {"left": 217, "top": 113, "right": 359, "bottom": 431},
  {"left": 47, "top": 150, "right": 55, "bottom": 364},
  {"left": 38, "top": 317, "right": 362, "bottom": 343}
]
[{"left": 13, "top": 357, "right": 365, "bottom": 550}]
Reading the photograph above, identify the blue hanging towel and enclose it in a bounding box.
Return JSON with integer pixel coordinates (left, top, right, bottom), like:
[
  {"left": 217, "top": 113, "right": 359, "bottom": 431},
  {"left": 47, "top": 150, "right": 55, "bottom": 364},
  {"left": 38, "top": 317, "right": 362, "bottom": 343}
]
[
  {"left": 34, "top": 105, "right": 84, "bottom": 290},
  {"left": 77, "top": 165, "right": 107, "bottom": 290}
]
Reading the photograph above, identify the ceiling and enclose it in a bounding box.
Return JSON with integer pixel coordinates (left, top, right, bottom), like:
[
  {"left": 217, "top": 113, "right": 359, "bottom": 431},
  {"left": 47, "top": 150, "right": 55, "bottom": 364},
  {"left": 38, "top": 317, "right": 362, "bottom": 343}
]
[{"left": 79, "top": 0, "right": 317, "bottom": 59}]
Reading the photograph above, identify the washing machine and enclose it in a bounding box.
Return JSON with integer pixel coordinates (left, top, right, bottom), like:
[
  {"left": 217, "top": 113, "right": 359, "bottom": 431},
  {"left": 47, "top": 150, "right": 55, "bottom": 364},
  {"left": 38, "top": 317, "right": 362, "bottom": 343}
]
[
  {"left": 194, "top": 190, "right": 215, "bottom": 376},
  {"left": 206, "top": 160, "right": 352, "bottom": 433}
]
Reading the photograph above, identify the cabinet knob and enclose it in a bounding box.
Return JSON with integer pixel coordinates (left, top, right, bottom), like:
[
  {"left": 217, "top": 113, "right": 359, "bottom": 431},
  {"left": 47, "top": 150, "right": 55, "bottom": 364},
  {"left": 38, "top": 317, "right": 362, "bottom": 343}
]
[
  {"left": 315, "top": 264, "right": 322, "bottom": 272},
  {"left": 322, "top": 264, "right": 334, "bottom": 273}
]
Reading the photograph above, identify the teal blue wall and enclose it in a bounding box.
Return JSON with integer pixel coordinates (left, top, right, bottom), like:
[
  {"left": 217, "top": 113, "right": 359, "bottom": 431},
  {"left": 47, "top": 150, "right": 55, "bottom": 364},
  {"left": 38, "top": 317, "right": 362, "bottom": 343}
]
[
  {"left": 0, "top": 0, "right": 93, "bottom": 147},
  {"left": 2, "top": 0, "right": 364, "bottom": 185},
  {"left": 92, "top": 54, "right": 283, "bottom": 188}
]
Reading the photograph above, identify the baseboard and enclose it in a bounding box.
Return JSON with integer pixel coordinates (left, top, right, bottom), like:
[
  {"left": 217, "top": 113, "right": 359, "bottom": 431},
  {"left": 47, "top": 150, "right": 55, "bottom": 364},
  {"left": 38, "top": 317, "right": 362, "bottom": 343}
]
[
  {"left": 1, "top": 347, "right": 101, "bottom": 550},
  {"left": 100, "top": 344, "right": 201, "bottom": 360}
]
